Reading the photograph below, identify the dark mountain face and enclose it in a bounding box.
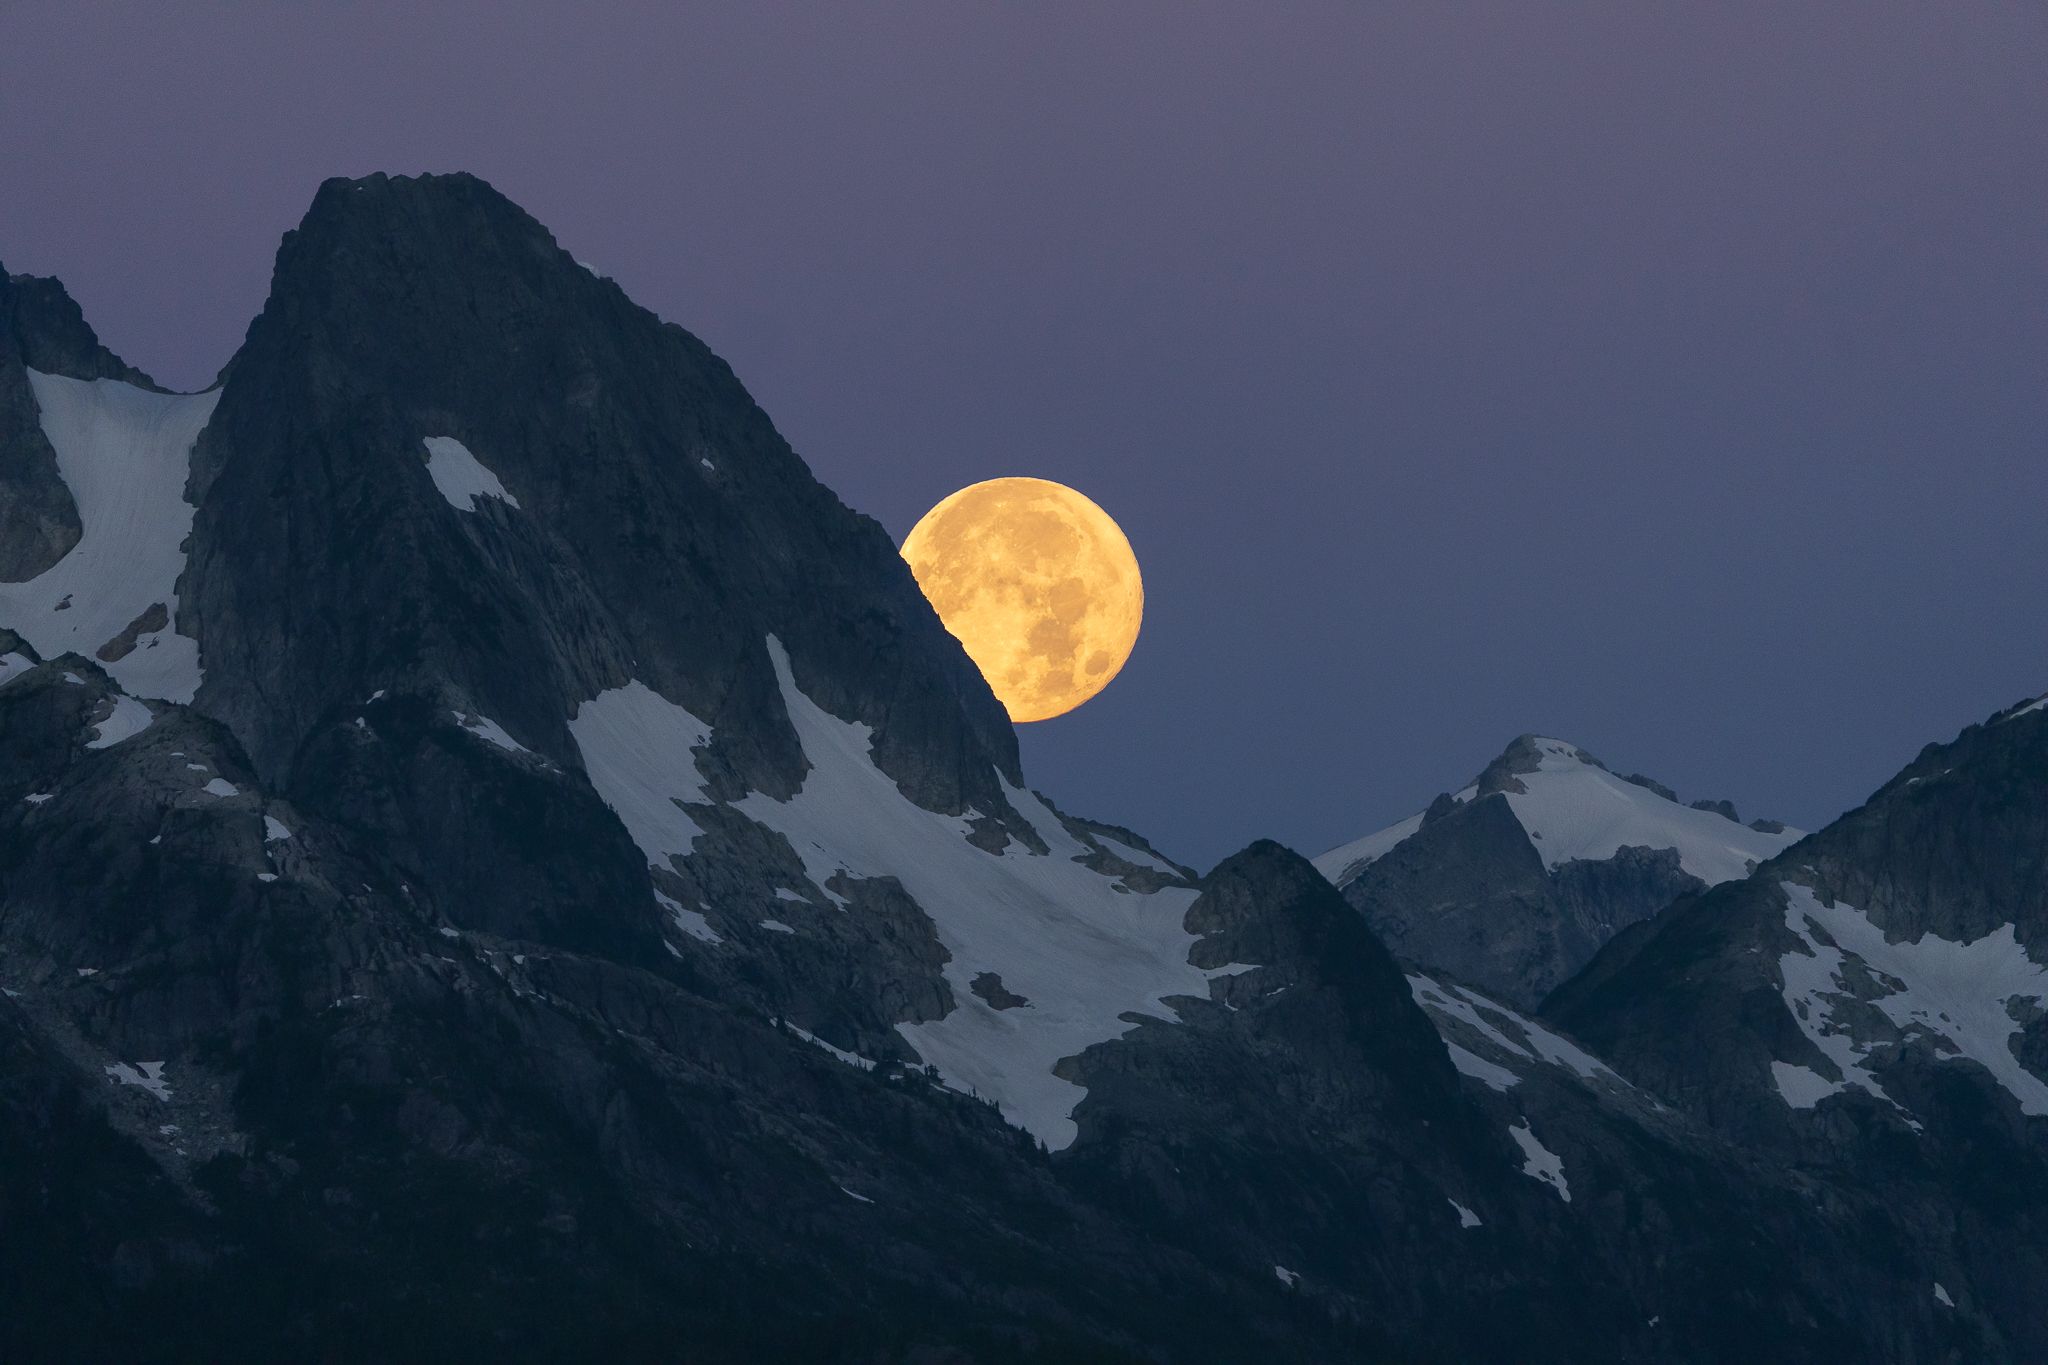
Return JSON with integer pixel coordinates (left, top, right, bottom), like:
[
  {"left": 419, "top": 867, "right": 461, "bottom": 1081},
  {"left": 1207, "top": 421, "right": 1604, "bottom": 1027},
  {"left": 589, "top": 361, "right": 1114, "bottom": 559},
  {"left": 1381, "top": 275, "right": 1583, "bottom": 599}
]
[
  {"left": 1320, "top": 734, "right": 1797, "bottom": 1007},
  {"left": 182, "top": 173, "right": 1018, "bottom": 814},
  {"left": 2, "top": 174, "right": 2044, "bottom": 1362},
  {"left": 1549, "top": 697, "right": 2048, "bottom": 1358}
]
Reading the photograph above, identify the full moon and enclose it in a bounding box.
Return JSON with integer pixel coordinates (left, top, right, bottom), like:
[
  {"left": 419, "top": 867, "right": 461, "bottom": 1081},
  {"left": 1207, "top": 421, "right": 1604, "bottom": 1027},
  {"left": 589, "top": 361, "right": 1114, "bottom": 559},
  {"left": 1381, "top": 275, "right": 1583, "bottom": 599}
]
[{"left": 901, "top": 477, "right": 1144, "bottom": 723}]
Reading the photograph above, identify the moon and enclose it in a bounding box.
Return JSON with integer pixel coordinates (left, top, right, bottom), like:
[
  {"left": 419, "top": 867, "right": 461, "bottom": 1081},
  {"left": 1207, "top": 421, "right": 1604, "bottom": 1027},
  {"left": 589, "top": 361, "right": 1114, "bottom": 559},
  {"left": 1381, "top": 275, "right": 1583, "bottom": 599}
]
[{"left": 901, "top": 477, "right": 1144, "bottom": 723}]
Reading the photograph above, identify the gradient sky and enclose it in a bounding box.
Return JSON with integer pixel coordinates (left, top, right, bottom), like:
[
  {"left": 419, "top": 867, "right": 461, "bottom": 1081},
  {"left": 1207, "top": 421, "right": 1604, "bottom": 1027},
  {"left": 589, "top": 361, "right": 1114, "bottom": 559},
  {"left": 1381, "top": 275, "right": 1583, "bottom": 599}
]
[{"left": 3, "top": 2, "right": 2044, "bottom": 868}]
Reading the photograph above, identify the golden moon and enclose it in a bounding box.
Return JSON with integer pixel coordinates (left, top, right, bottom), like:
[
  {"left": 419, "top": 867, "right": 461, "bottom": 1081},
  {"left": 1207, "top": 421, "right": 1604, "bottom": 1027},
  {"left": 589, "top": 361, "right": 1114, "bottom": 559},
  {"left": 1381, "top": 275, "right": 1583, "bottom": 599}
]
[{"left": 901, "top": 477, "right": 1144, "bottom": 723}]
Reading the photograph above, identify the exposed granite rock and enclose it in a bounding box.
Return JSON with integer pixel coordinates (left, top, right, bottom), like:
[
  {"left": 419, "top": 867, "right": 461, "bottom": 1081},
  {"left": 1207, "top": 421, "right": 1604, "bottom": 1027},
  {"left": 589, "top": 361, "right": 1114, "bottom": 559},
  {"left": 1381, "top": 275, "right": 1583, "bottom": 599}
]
[
  {"left": 180, "top": 174, "right": 1017, "bottom": 827},
  {"left": 1341, "top": 790, "right": 1703, "bottom": 1009},
  {"left": 1621, "top": 771, "right": 1679, "bottom": 801}
]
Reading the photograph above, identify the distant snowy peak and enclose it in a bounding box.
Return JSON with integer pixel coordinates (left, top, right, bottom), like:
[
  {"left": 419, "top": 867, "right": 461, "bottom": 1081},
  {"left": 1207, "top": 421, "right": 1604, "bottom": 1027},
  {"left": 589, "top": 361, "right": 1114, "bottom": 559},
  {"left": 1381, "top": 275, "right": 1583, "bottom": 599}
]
[{"left": 1315, "top": 734, "right": 1799, "bottom": 888}]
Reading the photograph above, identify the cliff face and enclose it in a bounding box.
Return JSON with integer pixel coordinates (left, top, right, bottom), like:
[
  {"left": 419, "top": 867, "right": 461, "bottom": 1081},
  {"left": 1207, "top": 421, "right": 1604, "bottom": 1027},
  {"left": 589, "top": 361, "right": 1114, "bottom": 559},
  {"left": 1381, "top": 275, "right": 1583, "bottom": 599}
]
[
  {"left": 1320, "top": 734, "right": 1798, "bottom": 1007},
  {"left": 182, "top": 173, "right": 1019, "bottom": 812}
]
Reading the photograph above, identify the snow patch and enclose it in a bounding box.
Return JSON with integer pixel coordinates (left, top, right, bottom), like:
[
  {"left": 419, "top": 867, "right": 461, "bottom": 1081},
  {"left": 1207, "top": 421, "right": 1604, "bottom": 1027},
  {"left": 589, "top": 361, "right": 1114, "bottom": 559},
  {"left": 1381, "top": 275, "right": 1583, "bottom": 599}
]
[
  {"left": 421, "top": 436, "right": 520, "bottom": 512},
  {"left": 24, "top": 793, "right": 53, "bottom": 805},
  {"left": 104, "top": 1060, "right": 171, "bottom": 1102},
  {"left": 1445, "top": 1041, "right": 1520, "bottom": 1092},
  {"left": 1273, "top": 1265, "right": 1299, "bottom": 1287},
  {"left": 86, "top": 695, "right": 153, "bottom": 750},
  {"left": 569, "top": 681, "right": 714, "bottom": 870},
  {"left": 452, "top": 711, "right": 531, "bottom": 755},
  {"left": 1409, "top": 975, "right": 1624, "bottom": 1087},
  {"left": 654, "top": 888, "right": 722, "bottom": 944},
  {"left": 0, "top": 373, "right": 219, "bottom": 702},
  {"left": 201, "top": 778, "right": 239, "bottom": 799},
  {"left": 838, "top": 1185, "right": 873, "bottom": 1204},
  {"left": 1450, "top": 1199, "right": 1482, "bottom": 1229},
  {"left": 1770, "top": 1061, "right": 1840, "bottom": 1109},
  {"left": 1508, "top": 1122, "right": 1570, "bottom": 1202},
  {"left": 788, "top": 1024, "right": 878, "bottom": 1072},
  {"left": 2000, "top": 695, "right": 2047, "bottom": 723},
  {"left": 760, "top": 919, "right": 796, "bottom": 934},
  {"left": 739, "top": 637, "right": 1211, "bottom": 1151},
  {"left": 0, "top": 652, "right": 33, "bottom": 689},
  {"left": 1775, "top": 881, "right": 2048, "bottom": 1118},
  {"left": 1935, "top": 1283, "right": 1954, "bottom": 1308},
  {"left": 263, "top": 816, "right": 293, "bottom": 843}
]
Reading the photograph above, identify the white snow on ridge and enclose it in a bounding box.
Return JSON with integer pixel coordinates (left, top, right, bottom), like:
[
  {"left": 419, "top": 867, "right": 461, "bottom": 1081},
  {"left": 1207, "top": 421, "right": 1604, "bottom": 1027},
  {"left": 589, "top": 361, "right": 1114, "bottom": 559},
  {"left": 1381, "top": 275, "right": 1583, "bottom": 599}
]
[
  {"left": 1312, "top": 790, "right": 1473, "bottom": 885},
  {"left": 568, "top": 681, "right": 715, "bottom": 871},
  {"left": 1504, "top": 740, "right": 1798, "bottom": 882},
  {"left": 452, "top": 710, "right": 531, "bottom": 755},
  {"left": 1409, "top": 975, "right": 1623, "bottom": 1087},
  {"left": 1774, "top": 881, "right": 2048, "bottom": 1118},
  {"left": 86, "top": 695, "right": 153, "bottom": 750},
  {"left": 0, "top": 373, "right": 220, "bottom": 702},
  {"left": 421, "top": 436, "right": 520, "bottom": 512},
  {"left": 1094, "top": 834, "right": 1181, "bottom": 877},
  {"left": 739, "top": 637, "right": 1213, "bottom": 1151},
  {"left": 0, "top": 652, "right": 34, "bottom": 689},
  {"left": 1999, "top": 693, "right": 2048, "bottom": 722},
  {"left": 1315, "top": 739, "right": 1799, "bottom": 888},
  {"left": 787, "top": 1024, "right": 878, "bottom": 1072}
]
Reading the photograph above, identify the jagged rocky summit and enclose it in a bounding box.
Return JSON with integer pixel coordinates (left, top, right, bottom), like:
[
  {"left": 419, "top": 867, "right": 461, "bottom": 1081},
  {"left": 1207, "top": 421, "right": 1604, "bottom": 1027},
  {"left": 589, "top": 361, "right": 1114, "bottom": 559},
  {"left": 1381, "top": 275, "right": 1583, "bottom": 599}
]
[
  {"left": 1316, "top": 733, "right": 1800, "bottom": 1007},
  {"left": 3, "top": 175, "right": 2046, "bottom": 1363}
]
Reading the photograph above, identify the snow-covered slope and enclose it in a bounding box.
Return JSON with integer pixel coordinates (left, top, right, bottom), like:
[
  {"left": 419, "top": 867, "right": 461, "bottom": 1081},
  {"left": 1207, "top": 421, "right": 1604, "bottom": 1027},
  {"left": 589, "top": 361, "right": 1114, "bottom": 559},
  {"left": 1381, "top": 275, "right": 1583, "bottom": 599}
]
[
  {"left": 1316, "top": 737, "right": 1798, "bottom": 888},
  {"left": 0, "top": 372, "right": 219, "bottom": 702},
  {"left": 571, "top": 635, "right": 1222, "bottom": 1151},
  {"left": 1772, "top": 881, "right": 2048, "bottom": 1118}
]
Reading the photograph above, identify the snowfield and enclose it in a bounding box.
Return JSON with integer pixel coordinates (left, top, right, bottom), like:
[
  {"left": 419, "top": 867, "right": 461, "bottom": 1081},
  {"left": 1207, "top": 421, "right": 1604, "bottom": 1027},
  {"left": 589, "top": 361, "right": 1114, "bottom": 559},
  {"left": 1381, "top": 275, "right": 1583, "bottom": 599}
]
[
  {"left": 421, "top": 436, "right": 520, "bottom": 512},
  {"left": 1774, "top": 881, "right": 2048, "bottom": 1119},
  {"left": 740, "top": 637, "right": 1217, "bottom": 1151},
  {"left": 568, "top": 644, "right": 1225, "bottom": 1150},
  {"left": 0, "top": 372, "right": 220, "bottom": 702},
  {"left": 568, "top": 680, "right": 716, "bottom": 872}
]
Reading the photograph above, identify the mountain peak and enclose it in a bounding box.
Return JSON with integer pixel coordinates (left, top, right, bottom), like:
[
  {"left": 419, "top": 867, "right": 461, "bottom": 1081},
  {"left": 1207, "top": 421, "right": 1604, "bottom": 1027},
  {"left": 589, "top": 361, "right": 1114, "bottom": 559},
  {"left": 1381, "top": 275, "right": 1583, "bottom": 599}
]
[
  {"left": 1474, "top": 734, "right": 1602, "bottom": 797},
  {"left": 0, "top": 265, "right": 157, "bottom": 389},
  {"left": 1315, "top": 730, "right": 1802, "bottom": 1005}
]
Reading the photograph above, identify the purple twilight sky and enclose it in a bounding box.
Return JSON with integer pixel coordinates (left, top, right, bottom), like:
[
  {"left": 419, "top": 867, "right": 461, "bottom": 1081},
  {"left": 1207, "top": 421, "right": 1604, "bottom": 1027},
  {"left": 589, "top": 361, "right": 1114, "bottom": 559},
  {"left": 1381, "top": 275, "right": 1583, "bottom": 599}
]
[{"left": 3, "top": 2, "right": 2044, "bottom": 868}]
